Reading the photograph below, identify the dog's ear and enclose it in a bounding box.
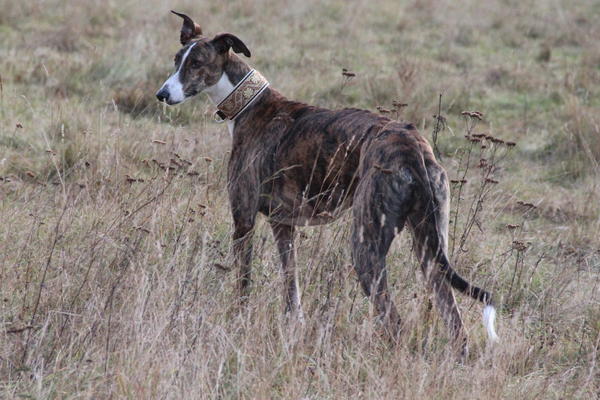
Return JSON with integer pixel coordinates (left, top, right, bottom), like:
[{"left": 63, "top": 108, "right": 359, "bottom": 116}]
[
  {"left": 171, "top": 10, "right": 203, "bottom": 45},
  {"left": 211, "top": 33, "right": 251, "bottom": 58}
]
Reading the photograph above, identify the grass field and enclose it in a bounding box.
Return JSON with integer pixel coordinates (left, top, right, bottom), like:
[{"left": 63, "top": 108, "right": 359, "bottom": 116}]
[{"left": 1, "top": 0, "right": 599, "bottom": 398}]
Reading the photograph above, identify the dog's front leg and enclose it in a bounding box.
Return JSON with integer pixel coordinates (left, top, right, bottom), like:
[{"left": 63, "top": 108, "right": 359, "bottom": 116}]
[
  {"left": 229, "top": 183, "right": 259, "bottom": 306},
  {"left": 232, "top": 216, "right": 255, "bottom": 306},
  {"left": 228, "top": 158, "right": 260, "bottom": 306},
  {"left": 232, "top": 219, "right": 254, "bottom": 306},
  {"left": 270, "top": 223, "right": 303, "bottom": 319}
]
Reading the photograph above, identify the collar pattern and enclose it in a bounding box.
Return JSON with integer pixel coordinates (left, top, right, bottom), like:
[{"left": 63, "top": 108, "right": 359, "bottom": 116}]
[{"left": 216, "top": 69, "right": 269, "bottom": 121}]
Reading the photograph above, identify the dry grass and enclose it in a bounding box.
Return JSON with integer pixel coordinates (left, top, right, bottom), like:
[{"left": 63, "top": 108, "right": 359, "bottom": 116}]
[{"left": 1, "top": 0, "right": 599, "bottom": 398}]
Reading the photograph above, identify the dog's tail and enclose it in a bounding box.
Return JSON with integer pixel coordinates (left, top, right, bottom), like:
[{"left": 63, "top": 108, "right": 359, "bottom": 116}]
[
  {"left": 408, "top": 144, "right": 499, "bottom": 343},
  {"left": 438, "top": 252, "right": 499, "bottom": 343}
]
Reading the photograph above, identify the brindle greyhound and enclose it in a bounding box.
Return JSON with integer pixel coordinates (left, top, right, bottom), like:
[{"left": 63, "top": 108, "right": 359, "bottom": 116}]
[{"left": 156, "top": 11, "right": 499, "bottom": 350}]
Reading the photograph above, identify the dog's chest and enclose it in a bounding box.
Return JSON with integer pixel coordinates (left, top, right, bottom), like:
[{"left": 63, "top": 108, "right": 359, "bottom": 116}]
[{"left": 226, "top": 120, "right": 235, "bottom": 137}]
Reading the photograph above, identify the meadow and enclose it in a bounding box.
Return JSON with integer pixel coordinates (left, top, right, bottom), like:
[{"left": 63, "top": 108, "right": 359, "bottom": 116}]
[{"left": 1, "top": 0, "right": 599, "bottom": 398}]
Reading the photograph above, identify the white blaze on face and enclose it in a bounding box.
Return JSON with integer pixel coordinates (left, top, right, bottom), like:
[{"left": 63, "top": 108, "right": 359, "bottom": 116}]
[{"left": 158, "top": 42, "right": 197, "bottom": 104}]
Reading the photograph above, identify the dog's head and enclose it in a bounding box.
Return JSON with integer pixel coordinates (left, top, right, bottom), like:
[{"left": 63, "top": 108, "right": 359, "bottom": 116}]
[{"left": 155, "top": 11, "right": 251, "bottom": 105}]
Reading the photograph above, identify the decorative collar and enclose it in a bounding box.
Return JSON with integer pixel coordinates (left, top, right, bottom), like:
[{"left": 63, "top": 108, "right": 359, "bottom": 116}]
[{"left": 215, "top": 69, "right": 269, "bottom": 121}]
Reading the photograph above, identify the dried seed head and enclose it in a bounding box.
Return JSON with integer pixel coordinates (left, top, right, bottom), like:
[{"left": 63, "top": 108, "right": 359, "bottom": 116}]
[
  {"left": 392, "top": 101, "right": 408, "bottom": 109},
  {"left": 517, "top": 200, "right": 536, "bottom": 209},
  {"left": 461, "top": 111, "right": 484, "bottom": 120},
  {"left": 512, "top": 240, "right": 528, "bottom": 252},
  {"left": 125, "top": 175, "right": 144, "bottom": 183},
  {"left": 342, "top": 68, "right": 356, "bottom": 78},
  {"left": 433, "top": 114, "right": 447, "bottom": 124}
]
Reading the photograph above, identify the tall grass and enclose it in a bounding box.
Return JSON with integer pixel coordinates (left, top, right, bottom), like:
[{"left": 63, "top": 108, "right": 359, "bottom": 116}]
[{"left": 1, "top": 0, "right": 599, "bottom": 398}]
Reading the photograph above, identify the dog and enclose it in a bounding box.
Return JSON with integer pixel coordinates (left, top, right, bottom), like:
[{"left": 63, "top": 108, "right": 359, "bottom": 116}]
[{"left": 156, "top": 11, "right": 499, "bottom": 351}]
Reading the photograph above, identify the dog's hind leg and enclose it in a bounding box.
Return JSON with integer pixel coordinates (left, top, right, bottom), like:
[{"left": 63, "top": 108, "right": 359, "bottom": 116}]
[
  {"left": 351, "top": 232, "right": 400, "bottom": 339},
  {"left": 408, "top": 165, "right": 469, "bottom": 353},
  {"left": 270, "top": 222, "right": 303, "bottom": 318},
  {"left": 351, "top": 169, "right": 412, "bottom": 340}
]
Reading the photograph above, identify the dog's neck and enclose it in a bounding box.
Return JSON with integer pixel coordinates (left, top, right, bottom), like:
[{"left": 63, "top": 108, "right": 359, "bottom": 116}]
[
  {"left": 204, "top": 73, "right": 236, "bottom": 105},
  {"left": 204, "top": 56, "right": 248, "bottom": 101},
  {"left": 204, "top": 55, "right": 268, "bottom": 136}
]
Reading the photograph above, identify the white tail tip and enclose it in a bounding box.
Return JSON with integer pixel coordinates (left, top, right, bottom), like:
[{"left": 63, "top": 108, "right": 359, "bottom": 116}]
[{"left": 483, "top": 305, "right": 499, "bottom": 343}]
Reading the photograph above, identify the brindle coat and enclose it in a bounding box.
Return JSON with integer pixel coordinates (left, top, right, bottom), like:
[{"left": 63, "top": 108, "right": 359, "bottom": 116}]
[{"left": 157, "top": 12, "right": 495, "bottom": 351}]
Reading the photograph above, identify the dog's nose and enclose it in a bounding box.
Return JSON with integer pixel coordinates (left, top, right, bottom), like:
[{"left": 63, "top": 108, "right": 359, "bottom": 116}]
[{"left": 156, "top": 88, "right": 169, "bottom": 103}]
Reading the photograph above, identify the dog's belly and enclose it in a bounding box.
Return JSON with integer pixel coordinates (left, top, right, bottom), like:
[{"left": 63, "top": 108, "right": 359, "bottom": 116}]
[
  {"left": 258, "top": 139, "right": 359, "bottom": 225},
  {"left": 259, "top": 181, "right": 355, "bottom": 226}
]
